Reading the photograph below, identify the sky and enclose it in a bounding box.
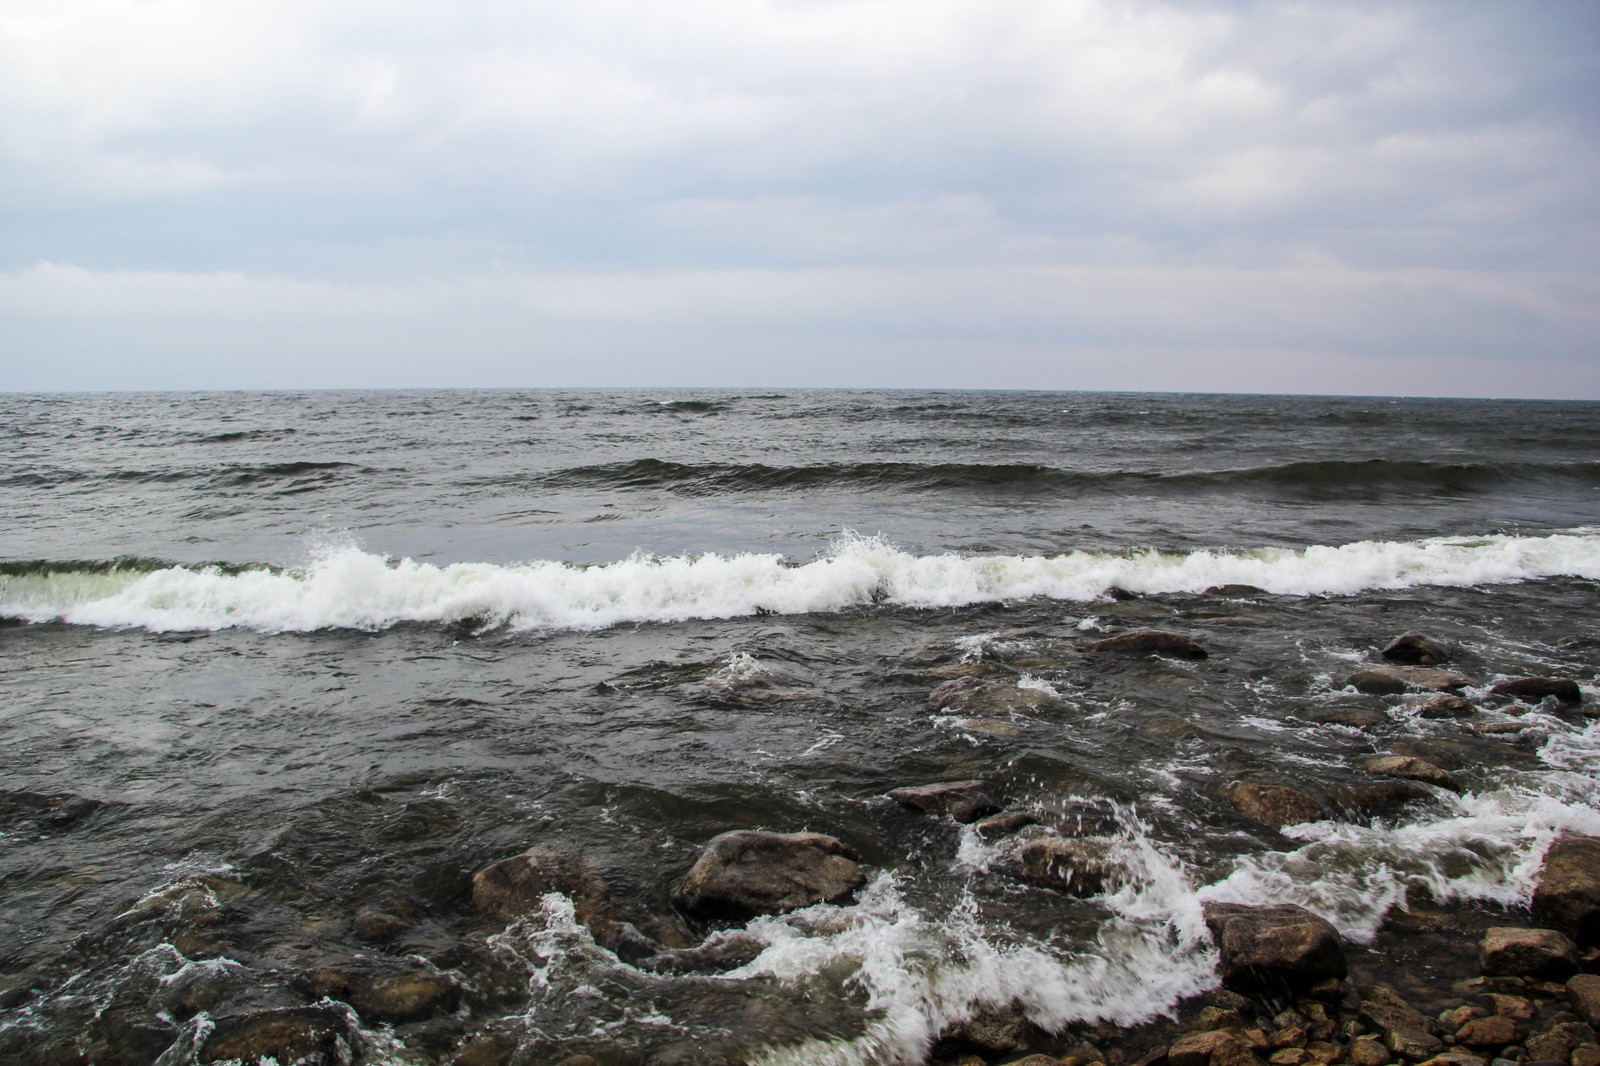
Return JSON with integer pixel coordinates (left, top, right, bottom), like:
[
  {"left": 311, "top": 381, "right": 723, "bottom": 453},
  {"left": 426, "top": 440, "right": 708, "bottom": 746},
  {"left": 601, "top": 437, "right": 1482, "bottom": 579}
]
[{"left": 1, "top": 0, "right": 1597, "bottom": 396}]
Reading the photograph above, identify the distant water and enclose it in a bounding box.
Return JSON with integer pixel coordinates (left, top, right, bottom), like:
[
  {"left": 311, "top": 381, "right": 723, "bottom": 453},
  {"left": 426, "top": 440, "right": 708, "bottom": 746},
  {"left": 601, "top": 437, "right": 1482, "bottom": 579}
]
[{"left": 2, "top": 390, "right": 1599, "bottom": 1065}]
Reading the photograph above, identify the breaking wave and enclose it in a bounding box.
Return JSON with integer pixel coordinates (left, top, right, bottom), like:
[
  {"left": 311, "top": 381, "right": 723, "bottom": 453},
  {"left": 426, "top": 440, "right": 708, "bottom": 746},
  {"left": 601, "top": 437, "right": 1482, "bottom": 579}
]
[{"left": 2, "top": 530, "right": 1598, "bottom": 634}]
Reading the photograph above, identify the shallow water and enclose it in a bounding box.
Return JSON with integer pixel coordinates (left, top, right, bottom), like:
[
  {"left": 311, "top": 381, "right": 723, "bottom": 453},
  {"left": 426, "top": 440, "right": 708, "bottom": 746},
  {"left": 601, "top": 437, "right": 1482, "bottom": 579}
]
[{"left": 1, "top": 390, "right": 1598, "bottom": 1065}]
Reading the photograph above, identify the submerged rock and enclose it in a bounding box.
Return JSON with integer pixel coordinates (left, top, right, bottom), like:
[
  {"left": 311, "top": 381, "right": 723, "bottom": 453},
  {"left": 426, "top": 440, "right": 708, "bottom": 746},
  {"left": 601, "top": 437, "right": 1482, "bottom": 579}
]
[
  {"left": 1346, "top": 667, "right": 1470, "bottom": 695},
  {"left": 198, "top": 1006, "right": 353, "bottom": 1065},
  {"left": 471, "top": 845, "right": 617, "bottom": 939},
  {"left": 1364, "top": 755, "right": 1460, "bottom": 792},
  {"left": 1413, "top": 693, "right": 1476, "bottom": 719},
  {"left": 1019, "top": 836, "right": 1125, "bottom": 897},
  {"left": 1489, "top": 677, "right": 1583, "bottom": 707},
  {"left": 672, "top": 830, "right": 865, "bottom": 920},
  {"left": 888, "top": 780, "right": 1004, "bottom": 824},
  {"left": 973, "top": 809, "right": 1039, "bottom": 839},
  {"left": 639, "top": 931, "right": 768, "bottom": 974},
  {"left": 1383, "top": 633, "right": 1450, "bottom": 665},
  {"left": 1314, "top": 708, "right": 1388, "bottom": 729},
  {"left": 1083, "top": 630, "right": 1208, "bottom": 659},
  {"left": 928, "top": 676, "right": 1053, "bottom": 715},
  {"left": 1206, "top": 584, "right": 1268, "bottom": 597},
  {"left": 1479, "top": 927, "right": 1579, "bottom": 978},
  {"left": 1223, "top": 783, "right": 1325, "bottom": 831},
  {"left": 1331, "top": 780, "right": 1431, "bottom": 818},
  {"left": 1202, "top": 902, "right": 1347, "bottom": 992},
  {"left": 1532, "top": 834, "right": 1600, "bottom": 944}
]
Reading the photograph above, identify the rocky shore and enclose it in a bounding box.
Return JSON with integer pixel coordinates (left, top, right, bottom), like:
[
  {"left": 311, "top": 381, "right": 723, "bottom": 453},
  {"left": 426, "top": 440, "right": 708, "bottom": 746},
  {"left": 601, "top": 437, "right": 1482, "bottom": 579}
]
[{"left": 6, "top": 624, "right": 1597, "bottom": 1066}]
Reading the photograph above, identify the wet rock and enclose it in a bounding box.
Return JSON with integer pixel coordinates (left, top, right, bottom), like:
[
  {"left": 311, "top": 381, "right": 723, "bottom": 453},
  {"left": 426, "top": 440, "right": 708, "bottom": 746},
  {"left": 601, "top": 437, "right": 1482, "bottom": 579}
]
[
  {"left": 935, "top": 1005, "right": 1041, "bottom": 1056},
  {"left": 1533, "top": 835, "right": 1600, "bottom": 944},
  {"left": 1364, "top": 755, "right": 1460, "bottom": 792},
  {"left": 1083, "top": 630, "right": 1209, "bottom": 660},
  {"left": 347, "top": 970, "right": 459, "bottom": 1022},
  {"left": 1315, "top": 708, "right": 1389, "bottom": 729},
  {"left": 1414, "top": 1054, "right": 1485, "bottom": 1066},
  {"left": 1525, "top": 1022, "right": 1598, "bottom": 1063},
  {"left": 1207, "top": 584, "right": 1268, "bottom": 597},
  {"left": 159, "top": 963, "right": 249, "bottom": 1018},
  {"left": 1202, "top": 903, "right": 1347, "bottom": 992},
  {"left": 639, "top": 931, "right": 768, "bottom": 974},
  {"left": 888, "top": 780, "right": 1004, "bottom": 823},
  {"left": 1346, "top": 667, "right": 1471, "bottom": 696},
  {"left": 1270, "top": 1051, "right": 1311, "bottom": 1066},
  {"left": 1489, "top": 678, "right": 1583, "bottom": 707},
  {"left": 1348, "top": 1038, "right": 1387, "bottom": 1066},
  {"left": 1456, "top": 1016, "right": 1528, "bottom": 1048},
  {"left": 928, "top": 676, "right": 1053, "bottom": 715},
  {"left": 1194, "top": 1007, "right": 1247, "bottom": 1031},
  {"left": 198, "top": 1006, "right": 353, "bottom": 1065},
  {"left": 974, "top": 810, "right": 1039, "bottom": 839},
  {"left": 1020, "top": 836, "right": 1125, "bottom": 897},
  {"left": 449, "top": 1036, "right": 514, "bottom": 1066},
  {"left": 1574, "top": 1045, "right": 1600, "bottom": 1066},
  {"left": 1224, "top": 783, "right": 1325, "bottom": 831},
  {"left": 1413, "top": 694, "right": 1476, "bottom": 719},
  {"left": 1570, "top": 975, "right": 1600, "bottom": 1025},
  {"left": 1169, "top": 1030, "right": 1262, "bottom": 1066},
  {"left": 1332, "top": 780, "right": 1432, "bottom": 819},
  {"left": 672, "top": 830, "right": 865, "bottom": 920},
  {"left": 1384, "top": 633, "right": 1450, "bottom": 666},
  {"left": 471, "top": 845, "right": 616, "bottom": 938},
  {"left": 1388, "top": 741, "right": 1466, "bottom": 772},
  {"left": 1002, "top": 1056, "right": 1064, "bottom": 1066},
  {"left": 1360, "top": 984, "right": 1443, "bottom": 1062},
  {"left": 1482, "top": 993, "right": 1536, "bottom": 1020},
  {"left": 1480, "top": 927, "right": 1580, "bottom": 978}
]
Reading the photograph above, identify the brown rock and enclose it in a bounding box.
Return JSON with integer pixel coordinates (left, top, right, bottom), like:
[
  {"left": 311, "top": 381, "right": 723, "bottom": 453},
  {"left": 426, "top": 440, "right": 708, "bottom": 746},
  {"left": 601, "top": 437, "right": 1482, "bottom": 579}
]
[
  {"left": 1270, "top": 1052, "right": 1311, "bottom": 1066},
  {"left": 639, "top": 932, "right": 767, "bottom": 975},
  {"left": 1003, "top": 1057, "right": 1066, "bottom": 1066},
  {"left": 1020, "top": 837, "right": 1124, "bottom": 897},
  {"left": 1202, "top": 902, "right": 1347, "bottom": 992},
  {"left": 345, "top": 971, "right": 458, "bottom": 1022},
  {"left": 1526, "top": 1022, "right": 1599, "bottom": 1062},
  {"left": 1385, "top": 1027, "right": 1444, "bottom": 1063},
  {"left": 929, "top": 676, "right": 1053, "bottom": 715},
  {"left": 1413, "top": 694, "right": 1475, "bottom": 719},
  {"left": 1348, "top": 1038, "right": 1388, "bottom": 1066},
  {"left": 352, "top": 907, "right": 413, "bottom": 940},
  {"left": 1413, "top": 1055, "right": 1484, "bottom": 1066},
  {"left": 198, "top": 1007, "right": 352, "bottom": 1065},
  {"left": 1456, "top": 1016, "right": 1528, "bottom": 1048},
  {"left": 888, "top": 781, "right": 1004, "bottom": 823},
  {"left": 672, "top": 830, "right": 865, "bottom": 920},
  {"left": 1571, "top": 1043, "right": 1600, "bottom": 1066},
  {"left": 1569, "top": 975, "right": 1600, "bottom": 1025},
  {"left": 1333, "top": 781, "right": 1432, "bottom": 818},
  {"left": 1534, "top": 835, "right": 1600, "bottom": 943},
  {"left": 1224, "top": 783, "right": 1326, "bottom": 831},
  {"left": 449, "top": 1036, "right": 513, "bottom": 1066},
  {"left": 1489, "top": 678, "right": 1583, "bottom": 707},
  {"left": 471, "top": 845, "right": 616, "bottom": 936},
  {"left": 1305, "top": 1041, "right": 1343, "bottom": 1064},
  {"left": 1271, "top": 1025, "right": 1309, "bottom": 1049},
  {"left": 936, "top": 1006, "right": 1040, "bottom": 1056},
  {"left": 1169, "top": 1030, "right": 1260, "bottom": 1066},
  {"left": 1195, "top": 1007, "right": 1246, "bottom": 1031},
  {"left": 1482, "top": 993, "right": 1536, "bottom": 1021},
  {"left": 1444, "top": 1006, "right": 1486, "bottom": 1031},
  {"left": 1364, "top": 755, "right": 1460, "bottom": 792},
  {"left": 1346, "top": 667, "right": 1470, "bottom": 696},
  {"left": 1314, "top": 709, "right": 1389, "bottom": 729},
  {"left": 1083, "top": 630, "right": 1209, "bottom": 660},
  {"left": 1383, "top": 633, "right": 1450, "bottom": 666},
  {"left": 1480, "top": 927, "right": 1580, "bottom": 977},
  {"left": 975, "top": 810, "right": 1039, "bottom": 839}
]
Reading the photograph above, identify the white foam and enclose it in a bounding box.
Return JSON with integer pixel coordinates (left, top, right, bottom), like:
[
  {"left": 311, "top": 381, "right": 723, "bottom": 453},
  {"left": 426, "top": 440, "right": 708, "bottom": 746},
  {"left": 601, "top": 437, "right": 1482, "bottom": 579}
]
[{"left": 5, "top": 529, "right": 1600, "bottom": 634}]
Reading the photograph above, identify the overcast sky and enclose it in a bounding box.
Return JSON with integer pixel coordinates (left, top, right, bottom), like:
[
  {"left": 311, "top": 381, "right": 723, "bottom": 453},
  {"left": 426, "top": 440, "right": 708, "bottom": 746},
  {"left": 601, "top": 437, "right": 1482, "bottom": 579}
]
[{"left": 2, "top": 0, "right": 1597, "bottom": 396}]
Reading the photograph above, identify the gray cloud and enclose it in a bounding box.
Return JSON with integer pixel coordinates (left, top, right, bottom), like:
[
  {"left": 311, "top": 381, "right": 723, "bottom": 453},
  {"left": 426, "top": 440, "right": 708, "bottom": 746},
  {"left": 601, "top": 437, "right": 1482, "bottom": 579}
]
[{"left": 1, "top": 0, "right": 1596, "bottom": 394}]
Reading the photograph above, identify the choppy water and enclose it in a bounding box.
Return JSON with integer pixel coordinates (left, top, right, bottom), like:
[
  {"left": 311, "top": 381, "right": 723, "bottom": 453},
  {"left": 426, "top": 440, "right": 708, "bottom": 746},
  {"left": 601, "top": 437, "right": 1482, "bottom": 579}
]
[{"left": 2, "top": 390, "right": 1599, "bottom": 1066}]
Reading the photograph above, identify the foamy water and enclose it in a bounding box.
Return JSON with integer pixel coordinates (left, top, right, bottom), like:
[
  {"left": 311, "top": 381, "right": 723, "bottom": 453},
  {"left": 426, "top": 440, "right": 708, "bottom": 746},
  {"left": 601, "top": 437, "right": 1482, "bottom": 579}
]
[{"left": 5, "top": 530, "right": 1599, "bottom": 634}]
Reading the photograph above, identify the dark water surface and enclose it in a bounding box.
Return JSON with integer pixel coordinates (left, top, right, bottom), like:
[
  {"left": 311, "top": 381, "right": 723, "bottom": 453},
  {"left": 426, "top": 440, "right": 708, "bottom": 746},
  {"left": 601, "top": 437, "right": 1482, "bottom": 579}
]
[{"left": 2, "top": 390, "right": 1599, "bottom": 1066}]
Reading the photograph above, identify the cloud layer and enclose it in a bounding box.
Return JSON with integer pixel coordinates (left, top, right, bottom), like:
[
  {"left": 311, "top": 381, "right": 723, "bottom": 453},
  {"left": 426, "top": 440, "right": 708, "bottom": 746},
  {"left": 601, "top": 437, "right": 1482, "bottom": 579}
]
[{"left": 2, "top": 0, "right": 1597, "bottom": 394}]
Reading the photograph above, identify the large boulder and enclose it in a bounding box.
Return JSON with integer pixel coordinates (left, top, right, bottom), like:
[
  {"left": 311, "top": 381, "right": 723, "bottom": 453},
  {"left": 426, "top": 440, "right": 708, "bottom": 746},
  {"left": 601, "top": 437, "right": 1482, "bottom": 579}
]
[
  {"left": 888, "top": 781, "right": 1004, "bottom": 824},
  {"left": 471, "top": 846, "right": 617, "bottom": 939},
  {"left": 1532, "top": 834, "right": 1600, "bottom": 944},
  {"left": 1019, "top": 837, "right": 1125, "bottom": 897},
  {"left": 1489, "top": 677, "right": 1583, "bottom": 707},
  {"left": 1223, "top": 783, "right": 1325, "bottom": 831},
  {"left": 1346, "top": 667, "right": 1470, "bottom": 696},
  {"left": 1478, "top": 927, "right": 1579, "bottom": 977},
  {"left": 1201, "top": 902, "right": 1347, "bottom": 992},
  {"left": 1083, "top": 630, "right": 1209, "bottom": 659},
  {"left": 672, "top": 831, "right": 865, "bottom": 920},
  {"left": 1383, "top": 633, "right": 1449, "bottom": 665}
]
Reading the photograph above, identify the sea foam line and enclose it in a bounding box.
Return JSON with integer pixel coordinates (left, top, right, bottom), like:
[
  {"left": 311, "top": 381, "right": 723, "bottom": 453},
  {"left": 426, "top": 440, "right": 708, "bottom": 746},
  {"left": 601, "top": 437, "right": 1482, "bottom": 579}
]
[{"left": 2, "top": 530, "right": 1598, "bottom": 634}]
